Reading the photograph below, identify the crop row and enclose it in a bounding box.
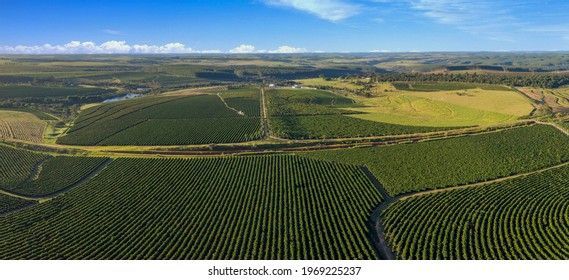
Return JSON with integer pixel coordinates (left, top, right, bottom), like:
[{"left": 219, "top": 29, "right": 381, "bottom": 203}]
[
  {"left": 0, "top": 155, "right": 382, "bottom": 259},
  {"left": 383, "top": 164, "right": 569, "bottom": 260},
  {"left": 3, "top": 156, "right": 108, "bottom": 196},
  {"left": 0, "top": 194, "right": 35, "bottom": 215},
  {"left": 302, "top": 125, "right": 569, "bottom": 196},
  {"left": 98, "top": 118, "right": 262, "bottom": 146},
  {"left": 266, "top": 89, "right": 358, "bottom": 117},
  {"left": 0, "top": 145, "right": 48, "bottom": 188},
  {"left": 270, "top": 115, "right": 453, "bottom": 140},
  {"left": 60, "top": 91, "right": 262, "bottom": 146},
  {"left": 0, "top": 116, "right": 46, "bottom": 143}
]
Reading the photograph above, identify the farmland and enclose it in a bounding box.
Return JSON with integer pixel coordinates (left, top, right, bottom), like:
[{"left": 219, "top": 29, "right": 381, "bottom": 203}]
[
  {"left": 0, "top": 110, "right": 46, "bottom": 143},
  {"left": 58, "top": 88, "right": 262, "bottom": 145},
  {"left": 302, "top": 125, "right": 569, "bottom": 196},
  {"left": 0, "top": 145, "right": 49, "bottom": 188},
  {"left": 0, "top": 195, "right": 35, "bottom": 215},
  {"left": 2, "top": 156, "right": 109, "bottom": 197},
  {"left": 296, "top": 78, "right": 534, "bottom": 127},
  {"left": 0, "top": 155, "right": 382, "bottom": 260},
  {"left": 0, "top": 85, "right": 108, "bottom": 98},
  {"left": 270, "top": 115, "right": 455, "bottom": 139},
  {"left": 1, "top": 54, "right": 569, "bottom": 261},
  {"left": 266, "top": 88, "right": 457, "bottom": 139},
  {"left": 383, "top": 165, "right": 569, "bottom": 259}
]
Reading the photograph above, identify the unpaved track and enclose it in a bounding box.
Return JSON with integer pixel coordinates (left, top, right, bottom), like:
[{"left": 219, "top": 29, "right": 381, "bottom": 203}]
[
  {"left": 261, "top": 87, "right": 269, "bottom": 138},
  {"left": 217, "top": 93, "right": 245, "bottom": 116}
]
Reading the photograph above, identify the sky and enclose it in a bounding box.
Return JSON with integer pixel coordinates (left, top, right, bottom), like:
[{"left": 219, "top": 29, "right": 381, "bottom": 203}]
[{"left": 1, "top": 0, "right": 568, "bottom": 54}]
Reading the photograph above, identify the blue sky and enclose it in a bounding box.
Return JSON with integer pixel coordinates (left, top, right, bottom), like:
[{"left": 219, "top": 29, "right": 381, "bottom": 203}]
[{"left": 1, "top": 0, "right": 568, "bottom": 53}]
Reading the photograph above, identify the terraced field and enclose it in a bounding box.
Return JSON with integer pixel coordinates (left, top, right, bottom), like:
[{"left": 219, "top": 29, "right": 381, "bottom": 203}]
[
  {"left": 0, "top": 155, "right": 382, "bottom": 260},
  {"left": 302, "top": 125, "right": 569, "bottom": 196},
  {"left": 58, "top": 89, "right": 262, "bottom": 145},
  {"left": 383, "top": 165, "right": 569, "bottom": 260},
  {"left": 0, "top": 110, "right": 46, "bottom": 143}
]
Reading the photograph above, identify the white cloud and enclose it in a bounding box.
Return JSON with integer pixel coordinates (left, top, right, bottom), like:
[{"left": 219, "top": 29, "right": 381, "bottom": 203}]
[
  {"left": 268, "top": 45, "right": 307, "bottom": 53},
  {"left": 262, "top": 0, "right": 359, "bottom": 22},
  {"left": 229, "top": 44, "right": 307, "bottom": 54},
  {"left": 0, "top": 41, "right": 305, "bottom": 54},
  {"left": 0, "top": 41, "right": 221, "bottom": 54},
  {"left": 229, "top": 44, "right": 257, "bottom": 54},
  {"left": 369, "top": 49, "right": 391, "bottom": 53}
]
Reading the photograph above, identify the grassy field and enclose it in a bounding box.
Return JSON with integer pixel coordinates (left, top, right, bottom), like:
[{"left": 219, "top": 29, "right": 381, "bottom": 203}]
[
  {"left": 349, "top": 89, "right": 531, "bottom": 127},
  {"left": 302, "top": 125, "right": 569, "bottom": 196},
  {"left": 0, "top": 155, "right": 382, "bottom": 259},
  {"left": 0, "top": 111, "right": 46, "bottom": 143},
  {"left": 295, "top": 79, "right": 534, "bottom": 127},
  {"left": 383, "top": 165, "right": 569, "bottom": 259}
]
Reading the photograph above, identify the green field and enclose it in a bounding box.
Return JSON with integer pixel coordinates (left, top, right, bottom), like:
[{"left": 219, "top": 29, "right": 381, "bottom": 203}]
[
  {"left": 0, "top": 108, "right": 58, "bottom": 120},
  {"left": 0, "top": 195, "right": 35, "bottom": 215},
  {"left": 58, "top": 89, "right": 262, "bottom": 145},
  {"left": 0, "top": 85, "right": 108, "bottom": 98},
  {"left": 0, "top": 145, "right": 49, "bottom": 188},
  {"left": 270, "top": 115, "right": 456, "bottom": 139},
  {"left": 1, "top": 54, "right": 569, "bottom": 261},
  {"left": 266, "top": 88, "right": 359, "bottom": 116},
  {"left": 2, "top": 156, "right": 109, "bottom": 197},
  {"left": 302, "top": 125, "right": 569, "bottom": 196},
  {"left": 267, "top": 88, "right": 456, "bottom": 139},
  {"left": 0, "top": 145, "right": 109, "bottom": 197},
  {"left": 0, "top": 155, "right": 382, "bottom": 260},
  {"left": 383, "top": 165, "right": 569, "bottom": 259}
]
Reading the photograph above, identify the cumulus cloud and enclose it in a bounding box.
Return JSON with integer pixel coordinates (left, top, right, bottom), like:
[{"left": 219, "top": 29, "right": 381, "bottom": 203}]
[
  {"left": 229, "top": 44, "right": 257, "bottom": 54},
  {"left": 262, "top": 0, "right": 359, "bottom": 22},
  {"left": 268, "top": 45, "right": 307, "bottom": 53},
  {"left": 0, "top": 41, "right": 306, "bottom": 54},
  {"left": 229, "top": 44, "right": 307, "bottom": 54},
  {"left": 0, "top": 41, "right": 222, "bottom": 54}
]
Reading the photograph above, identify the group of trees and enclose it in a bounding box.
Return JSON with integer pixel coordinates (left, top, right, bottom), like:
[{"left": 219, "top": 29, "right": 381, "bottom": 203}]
[{"left": 341, "top": 72, "right": 569, "bottom": 89}]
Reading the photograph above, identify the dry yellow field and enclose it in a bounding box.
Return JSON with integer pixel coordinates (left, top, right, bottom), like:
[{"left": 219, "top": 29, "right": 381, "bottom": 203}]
[{"left": 0, "top": 110, "right": 46, "bottom": 143}]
